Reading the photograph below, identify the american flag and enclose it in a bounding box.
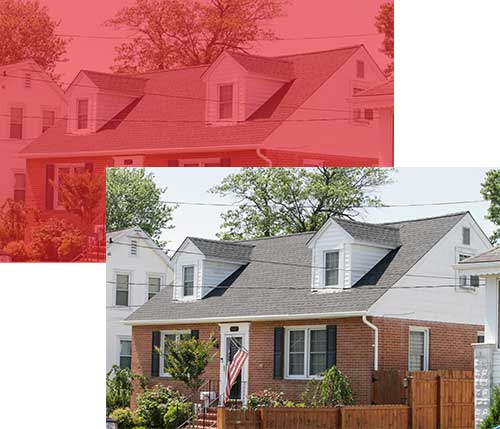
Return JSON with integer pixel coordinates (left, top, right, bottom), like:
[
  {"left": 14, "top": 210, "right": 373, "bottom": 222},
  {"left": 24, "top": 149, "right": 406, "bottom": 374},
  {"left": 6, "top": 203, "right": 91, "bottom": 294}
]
[{"left": 225, "top": 346, "right": 249, "bottom": 402}]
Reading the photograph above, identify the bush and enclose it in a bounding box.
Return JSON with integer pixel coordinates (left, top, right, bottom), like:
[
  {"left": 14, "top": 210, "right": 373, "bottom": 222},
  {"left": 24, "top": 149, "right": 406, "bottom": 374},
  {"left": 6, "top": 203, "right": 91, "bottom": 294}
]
[
  {"left": 301, "top": 366, "right": 354, "bottom": 407},
  {"left": 163, "top": 399, "right": 193, "bottom": 429},
  {"left": 136, "top": 385, "right": 186, "bottom": 428},
  {"left": 247, "top": 390, "right": 297, "bottom": 409},
  {"left": 106, "top": 365, "right": 148, "bottom": 415},
  {"left": 109, "top": 408, "right": 135, "bottom": 429},
  {"left": 57, "top": 231, "right": 87, "bottom": 260},
  {"left": 481, "top": 385, "right": 500, "bottom": 429},
  {"left": 3, "top": 240, "right": 30, "bottom": 261}
]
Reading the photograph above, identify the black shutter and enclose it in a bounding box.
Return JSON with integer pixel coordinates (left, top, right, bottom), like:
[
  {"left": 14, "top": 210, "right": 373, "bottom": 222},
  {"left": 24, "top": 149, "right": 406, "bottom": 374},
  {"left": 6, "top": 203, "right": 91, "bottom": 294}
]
[
  {"left": 84, "top": 162, "right": 94, "bottom": 173},
  {"left": 167, "top": 160, "right": 179, "bottom": 167},
  {"left": 220, "top": 158, "right": 231, "bottom": 167},
  {"left": 191, "top": 329, "right": 199, "bottom": 340},
  {"left": 326, "top": 325, "right": 337, "bottom": 368},
  {"left": 45, "top": 164, "right": 55, "bottom": 210},
  {"left": 273, "top": 327, "right": 285, "bottom": 379},
  {"left": 151, "top": 331, "right": 161, "bottom": 377}
]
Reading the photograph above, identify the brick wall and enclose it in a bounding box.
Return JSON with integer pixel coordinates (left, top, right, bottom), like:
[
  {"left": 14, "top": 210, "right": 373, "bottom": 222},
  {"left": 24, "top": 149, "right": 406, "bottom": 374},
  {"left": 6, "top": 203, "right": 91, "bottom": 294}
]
[{"left": 130, "top": 316, "right": 483, "bottom": 407}]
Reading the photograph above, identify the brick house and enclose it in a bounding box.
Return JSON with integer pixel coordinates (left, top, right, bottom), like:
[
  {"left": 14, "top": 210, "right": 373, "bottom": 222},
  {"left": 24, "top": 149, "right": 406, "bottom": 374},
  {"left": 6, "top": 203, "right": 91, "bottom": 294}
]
[{"left": 124, "top": 212, "right": 490, "bottom": 405}]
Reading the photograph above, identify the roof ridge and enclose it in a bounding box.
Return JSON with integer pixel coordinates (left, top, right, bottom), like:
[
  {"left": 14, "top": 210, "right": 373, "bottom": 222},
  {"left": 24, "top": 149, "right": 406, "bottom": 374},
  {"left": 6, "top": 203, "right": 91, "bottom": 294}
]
[
  {"left": 237, "top": 231, "right": 317, "bottom": 242},
  {"left": 130, "top": 64, "right": 210, "bottom": 76},
  {"left": 82, "top": 69, "right": 149, "bottom": 80},
  {"left": 188, "top": 236, "right": 255, "bottom": 247},
  {"left": 380, "top": 211, "right": 469, "bottom": 226},
  {"left": 274, "top": 44, "right": 363, "bottom": 59},
  {"left": 334, "top": 217, "right": 400, "bottom": 231},
  {"left": 227, "top": 50, "right": 293, "bottom": 65}
]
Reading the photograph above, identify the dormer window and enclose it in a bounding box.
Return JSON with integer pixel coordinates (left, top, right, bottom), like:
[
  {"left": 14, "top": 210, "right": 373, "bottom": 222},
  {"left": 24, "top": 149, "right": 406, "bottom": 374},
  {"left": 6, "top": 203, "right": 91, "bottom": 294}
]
[
  {"left": 218, "top": 84, "right": 234, "bottom": 119},
  {"left": 183, "top": 266, "right": 194, "bottom": 297},
  {"left": 324, "top": 251, "right": 339, "bottom": 286},
  {"left": 77, "top": 99, "right": 89, "bottom": 129}
]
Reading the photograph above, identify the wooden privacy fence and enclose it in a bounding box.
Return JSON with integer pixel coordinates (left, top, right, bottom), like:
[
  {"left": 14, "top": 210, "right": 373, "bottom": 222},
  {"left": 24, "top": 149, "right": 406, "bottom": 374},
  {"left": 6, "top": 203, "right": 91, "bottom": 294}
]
[{"left": 218, "top": 405, "right": 410, "bottom": 429}]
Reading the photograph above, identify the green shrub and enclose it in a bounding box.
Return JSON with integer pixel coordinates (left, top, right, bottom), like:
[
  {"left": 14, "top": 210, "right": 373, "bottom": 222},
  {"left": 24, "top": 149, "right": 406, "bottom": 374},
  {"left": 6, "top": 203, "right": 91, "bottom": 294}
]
[
  {"left": 481, "top": 385, "right": 500, "bottom": 429},
  {"left": 247, "top": 390, "right": 290, "bottom": 409},
  {"left": 106, "top": 365, "right": 148, "bottom": 415},
  {"left": 3, "top": 240, "right": 30, "bottom": 261},
  {"left": 136, "top": 385, "right": 186, "bottom": 428},
  {"left": 109, "top": 408, "right": 135, "bottom": 429},
  {"left": 301, "top": 366, "right": 354, "bottom": 407},
  {"left": 163, "top": 399, "right": 193, "bottom": 429}
]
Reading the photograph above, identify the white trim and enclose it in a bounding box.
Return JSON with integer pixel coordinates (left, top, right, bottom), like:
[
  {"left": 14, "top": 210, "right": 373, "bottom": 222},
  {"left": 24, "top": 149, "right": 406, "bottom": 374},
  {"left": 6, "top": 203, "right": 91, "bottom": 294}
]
[
  {"left": 114, "top": 270, "right": 132, "bottom": 307},
  {"left": 323, "top": 250, "right": 340, "bottom": 287},
  {"left": 123, "top": 311, "right": 366, "bottom": 326},
  {"left": 181, "top": 265, "right": 196, "bottom": 300},
  {"left": 408, "top": 326, "right": 430, "bottom": 371},
  {"left": 284, "top": 325, "right": 327, "bottom": 380},
  {"left": 116, "top": 335, "right": 132, "bottom": 369},
  {"left": 146, "top": 272, "right": 166, "bottom": 301},
  {"left": 217, "top": 82, "right": 235, "bottom": 121},
  {"left": 159, "top": 330, "right": 191, "bottom": 378},
  {"left": 179, "top": 158, "right": 222, "bottom": 167}
]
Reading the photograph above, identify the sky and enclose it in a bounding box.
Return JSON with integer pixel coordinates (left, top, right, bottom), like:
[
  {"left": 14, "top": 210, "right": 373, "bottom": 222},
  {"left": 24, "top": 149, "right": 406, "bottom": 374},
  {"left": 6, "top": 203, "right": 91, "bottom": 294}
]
[
  {"left": 140, "top": 168, "right": 497, "bottom": 252},
  {"left": 40, "top": 0, "right": 390, "bottom": 83}
]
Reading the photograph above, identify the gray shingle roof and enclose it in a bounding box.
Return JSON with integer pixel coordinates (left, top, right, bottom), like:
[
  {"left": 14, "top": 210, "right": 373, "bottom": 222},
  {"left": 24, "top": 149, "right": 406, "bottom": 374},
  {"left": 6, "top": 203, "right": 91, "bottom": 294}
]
[
  {"left": 459, "top": 246, "right": 500, "bottom": 264},
  {"left": 334, "top": 218, "right": 401, "bottom": 247},
  {"left": 127, "top": 212, "right": 467, "bottom": 322},
  {"left": 186, "top": 237, "right": 254, "bottom": 261}
]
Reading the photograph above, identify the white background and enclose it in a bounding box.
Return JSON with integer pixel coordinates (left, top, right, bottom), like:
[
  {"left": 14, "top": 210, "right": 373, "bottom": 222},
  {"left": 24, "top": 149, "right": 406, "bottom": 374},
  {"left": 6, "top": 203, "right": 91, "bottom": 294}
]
[{"left": 1, "top": 1, "right": 500, "bottom": 428}]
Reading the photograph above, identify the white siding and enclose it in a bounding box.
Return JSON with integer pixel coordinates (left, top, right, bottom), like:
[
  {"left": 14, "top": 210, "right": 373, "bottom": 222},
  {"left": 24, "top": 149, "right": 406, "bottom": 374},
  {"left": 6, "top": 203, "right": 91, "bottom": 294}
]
[
  {"left": 66, "top": 74, "right": 99, "bottom": 133},
  {"left": 173, "top": 240, "right": 204, "bottom": 300},
  {"left": 106, "top": 228, "right": 172, "bottom": 371},
  {"left": 350, "top": 243, "right": 391, "bottom": 285},
  {"left": 368, "top": 214, "right": 491, "bottom": 324},
  {"left": 202, "top": 260, "right": 242, "bottom": 297},
  {"left": 493, "top": 351, "right": 500, "bottom": 385}
]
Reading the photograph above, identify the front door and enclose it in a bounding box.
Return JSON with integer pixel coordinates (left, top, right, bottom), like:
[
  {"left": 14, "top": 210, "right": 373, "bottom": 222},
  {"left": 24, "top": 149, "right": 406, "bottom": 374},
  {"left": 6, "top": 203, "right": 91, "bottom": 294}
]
[{"left": 219, "top": 323, "right": 250, "bottom": 405}]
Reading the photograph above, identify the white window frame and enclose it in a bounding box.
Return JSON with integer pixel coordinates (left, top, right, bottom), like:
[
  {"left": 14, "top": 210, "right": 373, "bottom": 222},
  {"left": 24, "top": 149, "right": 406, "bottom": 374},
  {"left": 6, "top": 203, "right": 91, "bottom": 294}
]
[
  {"left": 284, "top": 325, "right": 327, "bottom": 380},
  {"left": 146, "top": 273, "right": 165, "bottom": 301},
  {"left": 53, "top": 163, "right": 85, "bottom": 209},
  {"left": 408, "top": 326, "right": 429, "bottom": 371},
  {"left": 12, "top": 169, "right": 26, "bottom": 202},
  {"left": 40, "top": 105, "right": 57, "bottom": 133},
  {"left": 117, "top": 336, "right": 132, "bottom": 369},
  {"left": 456, "top": 250, "right": 480, "bottom": 290},
  {"left": 114, "top": 271, "right": 131, "bottom": 307},
  {"left": 77, "top": 98, "right": 89, "bottom": 130},
  {"left": 217, "top": 82, "right": 235, "bottom": 120},
  {"left": 9, "top": 104, "right": 25, "bottom": 140},
  {"left": 182, "top": 265, "right": 195, "bottom": 298},
  {"left": 179, "top": 158, "right": 222, "bottom": 167},
  {"left": 159, "top": 330, "right": 191, "bottom": 377},
  {"left": 323, "top": 250, "right": 340, "bottom": 287}
]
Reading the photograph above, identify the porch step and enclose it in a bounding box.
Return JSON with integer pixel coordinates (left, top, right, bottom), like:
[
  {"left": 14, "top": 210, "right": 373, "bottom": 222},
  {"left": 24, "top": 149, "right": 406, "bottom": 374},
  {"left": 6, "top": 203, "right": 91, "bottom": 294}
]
[{"left": 186, "top": 408, "right": 218, "bottom": 429}]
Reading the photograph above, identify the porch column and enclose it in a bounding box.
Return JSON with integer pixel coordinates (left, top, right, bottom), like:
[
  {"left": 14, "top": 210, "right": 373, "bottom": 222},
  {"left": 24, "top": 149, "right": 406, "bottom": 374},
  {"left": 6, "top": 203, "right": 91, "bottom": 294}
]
[{"left": 474, "top": 343, "right": 495, "bottom": 429}]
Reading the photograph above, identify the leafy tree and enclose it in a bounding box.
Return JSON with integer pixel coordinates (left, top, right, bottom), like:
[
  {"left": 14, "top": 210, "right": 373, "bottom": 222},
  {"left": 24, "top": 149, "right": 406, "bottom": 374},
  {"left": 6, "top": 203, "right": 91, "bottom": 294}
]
[
  {"left": 301, "top": 366, "right": 354, "bottom": 407},
  {"left": 159, "top": 336, "right": 216, "bottom": 401},
  {"left": 0, "top": 0, "right": 67, "bottom": 78},
  {"left": 105, "top": 0, "right": 288, "bottom": 73},
  {"left": 106, "top": 365, "right": 148, "bottom": 415},
  {"left": 481, "top": 385, "right": 500, "bottom": 429},
  {"left": 56, "top": 171, "right": 105, "bottom": 228},
  {"left": 481, "top": 169, "right": 500, "bottom": 244},
  {"left": 106, "top": 168, "right": 176, "bottom": 244},
  {"left": 375, "top": 1, "right": 394, "bottom": 77},
  {"left": 0, "top": 199, "right": 34, "bottom": 247},
  {"left": 210, "top": 167, "right": 392, "bottom": 240}
]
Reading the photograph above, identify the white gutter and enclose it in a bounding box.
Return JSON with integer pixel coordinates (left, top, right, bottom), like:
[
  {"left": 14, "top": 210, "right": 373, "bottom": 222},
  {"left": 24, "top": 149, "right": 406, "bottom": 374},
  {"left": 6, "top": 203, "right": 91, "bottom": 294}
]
[
  {"left": 362, "top": 314, "right": 379, "bottom": 371},
  {"left": 123, "top": 310, "right": 366, "bottom": 326},
  {"left": 256, "top": 148, "right": 273, "bottom": 166}
]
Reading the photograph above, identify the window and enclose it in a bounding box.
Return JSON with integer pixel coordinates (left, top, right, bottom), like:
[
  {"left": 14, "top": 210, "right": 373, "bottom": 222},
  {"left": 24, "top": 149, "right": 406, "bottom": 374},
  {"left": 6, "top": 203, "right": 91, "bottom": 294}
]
[
  {"left": 364, "top": 109, "right": 374, "bottom": 121},
  {"left": 77, "top": 99, "right": 89, "bottom": 129},
  {"left": 470, "top": 275, "right": 480, "bottom": 287},
  {"left": 24, "top": 73, "right": 31, "bottom": 88},
  {"left": 218, "top": 84, "right": 233, "bottom": 119},
  {"left": 115, "top": 273, "right": 129, "bottom": 306},
  {"left": 409, "top": 327, "right": 429, "bottom": 371},
  {"left": 42, "top": 109, "right": 55, "bottom": 132},
  {"left": 130, "top": 240, "right": 138, "bottom": 256},
  {"left": 10, "top": 107, "right": 23, "bottom": 139},
  {"left": 352, "top": 87, "right": 365, "bottom": 95},
  {"left": 13, "top": 173, "right": 25, "bottom": 202},
  {"left": 286, "top": 327, "right": 327, "bottom": 379},
  {"left": 353, "top": 108, "right": 362, "bottom": 121},
  {"left": 462, "top": 227, "right": 471, "bottom": 245},
  {"left": 183, "top": 266, "right": 194, "bottom": 297},
  {"left": 148, "top": 276, "right": 161, "bottom": 300},
  {"left": 160, "top": 331, "right": 191, "bottom": 376},
  {"left": 324, "top": 251, "right": 339, "bottom": 286},
  {"left": 55, "top": 165, "right": 85, "bottom": 207},
  {"left": 477, "top": 332, "right": 485, "bottom": 343},
  {"left": 356, "top": 60, "right": 365, "bottom": 79},
  {"left": 119, "top": 339, "right": 132, "bottom": 369}
]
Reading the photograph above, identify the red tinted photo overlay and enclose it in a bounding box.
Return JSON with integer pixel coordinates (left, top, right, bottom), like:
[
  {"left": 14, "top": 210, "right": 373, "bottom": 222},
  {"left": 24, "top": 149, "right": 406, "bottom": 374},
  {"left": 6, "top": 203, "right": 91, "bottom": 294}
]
[{"left": 0, "top": 0, "right": 393, "bottom": 262}]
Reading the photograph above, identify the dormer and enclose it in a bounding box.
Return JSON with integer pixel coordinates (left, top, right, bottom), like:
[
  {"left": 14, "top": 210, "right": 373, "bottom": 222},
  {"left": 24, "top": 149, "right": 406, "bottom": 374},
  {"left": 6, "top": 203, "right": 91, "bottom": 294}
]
[
  {"left": 201, "top": 51, "right": 295, "bottom": 126},
  {"left": 171, "top": 237, "right": 253, "bottom": 301},
  {"left": 307, "top": 218, "right": 401, "bottom": 290},
  {"left": 65, "top": 70, "right": 147, "bottom": 134}
]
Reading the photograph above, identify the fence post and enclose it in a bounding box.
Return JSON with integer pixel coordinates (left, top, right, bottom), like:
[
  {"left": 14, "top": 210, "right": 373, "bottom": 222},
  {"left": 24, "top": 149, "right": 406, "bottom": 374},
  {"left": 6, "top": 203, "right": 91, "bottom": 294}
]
[{"left": 217, "top": 407, "right": 226, "bottom": 429}]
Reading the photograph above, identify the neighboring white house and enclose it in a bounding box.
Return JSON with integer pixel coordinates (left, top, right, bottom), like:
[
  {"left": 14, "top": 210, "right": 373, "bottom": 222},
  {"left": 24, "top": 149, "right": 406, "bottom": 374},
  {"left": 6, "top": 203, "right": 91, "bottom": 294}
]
[
  {"left": 456, "top": 247, "right": 500, "bottom": 429},
  {"left": 0, "top": 59, "right": 66, "bottom": 205},
  {"left": 106, "top": 226, "right": 173, "bottom": 372}
]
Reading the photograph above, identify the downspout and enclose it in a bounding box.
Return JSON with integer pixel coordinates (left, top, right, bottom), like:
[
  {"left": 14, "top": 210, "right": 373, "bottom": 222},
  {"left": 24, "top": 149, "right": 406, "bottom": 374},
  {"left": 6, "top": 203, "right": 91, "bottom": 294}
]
[
  {"left": 362, "top": 314, "right": 379, "bottom": 371},
  {"left": 256, "top": 148, "right": 273, "bottom": 166}
]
